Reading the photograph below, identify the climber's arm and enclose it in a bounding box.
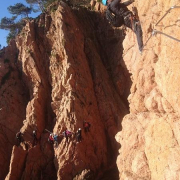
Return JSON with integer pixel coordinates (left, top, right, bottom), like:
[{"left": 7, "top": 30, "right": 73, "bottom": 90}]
[{"left": 123, "top": 0, "right": 134, "bottom": 6}]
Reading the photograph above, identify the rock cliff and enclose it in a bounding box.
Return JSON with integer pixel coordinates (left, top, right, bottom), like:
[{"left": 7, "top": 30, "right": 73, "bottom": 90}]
[
  {"left": 113, "top": 0, "right": 180, "bottom": 179},
  {"left": 0, "top": 0, "right": 180, "bottom": 180}
]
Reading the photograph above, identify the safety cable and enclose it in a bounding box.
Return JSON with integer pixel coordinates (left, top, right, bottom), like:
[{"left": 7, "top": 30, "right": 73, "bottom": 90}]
[
  {"left": 155, "top": 6, "right": 180, "bottom": 26},
  {"left": 143, "top": 5, "right": 180, "bottom": 49},
  {"left": 152, "top": 29, "right": 180, "bottom": 42},
  {"left": 152, "top": 5, "right": 180, "bottom": 42}
]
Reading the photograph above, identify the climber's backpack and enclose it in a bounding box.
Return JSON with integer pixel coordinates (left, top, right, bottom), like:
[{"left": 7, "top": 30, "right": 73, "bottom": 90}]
[{"left": 106, "top": 6, "right": 124, "bottom": 27}]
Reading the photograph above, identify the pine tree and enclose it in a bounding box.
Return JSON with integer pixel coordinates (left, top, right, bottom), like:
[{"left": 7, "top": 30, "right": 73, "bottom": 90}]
[
  {"left": 0, "top": 3, "right": 32, "bottom": 44},
  {"left": 26, "top": 0, "right": 47, "bottom": 12},
  {"left": 8, "top": 3, "right": 32, "bottom": 18}
]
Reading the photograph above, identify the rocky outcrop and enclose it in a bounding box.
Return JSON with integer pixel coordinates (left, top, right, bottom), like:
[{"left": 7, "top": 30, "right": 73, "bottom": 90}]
[
  {"left": 0, "top": 1, "right": 129, "bottom": 180},
  {"left": 114, "top": 0, "right": 180, "bottom": 179},
  {"left": 1, "top": 0, "right": 179, "bottom": 179},
  {"left": 0, "top": 41, "right": 29, "bottom": 180}
]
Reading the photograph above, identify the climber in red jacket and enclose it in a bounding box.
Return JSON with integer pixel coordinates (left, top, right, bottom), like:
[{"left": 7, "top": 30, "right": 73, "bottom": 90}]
[
  {"left": 83, "top": 121, "right": 91, "bottom": 133},
  {"left": 32, "top": 130, "right": 38, "bottom": 146}
]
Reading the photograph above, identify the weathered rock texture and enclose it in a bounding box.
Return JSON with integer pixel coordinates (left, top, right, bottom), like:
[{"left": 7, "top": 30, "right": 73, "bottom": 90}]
[
  {"left": 114, "top": 0, "right": 180, "bottom": 179},
  {"left": 0, "top": 1, "right": 129, "bottom": 180},
  {"left": 1, "top": 0, "right": 179, "bottom": 179}
]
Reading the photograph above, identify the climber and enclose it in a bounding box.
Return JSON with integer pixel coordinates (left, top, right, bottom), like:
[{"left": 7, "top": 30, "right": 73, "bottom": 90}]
[
  {"left": 102, "top": 0, "right": 143, "bottom": 53},
  {"left": 53, "top": 133, "right": 58, "bottom": 147},
  {"left": 62, "top": 129, "right": 73, "bottom": 143},
  {"left": 48, "top": 133, "right": 54, "bottom": 144},
  {"left": 83, "top": 121, "right": 91, "bottom": 133},
  {"left": 32, "top": 130, "right": 38, "bottom": 146},
  {"left": 76, "top": 128, "right": 82, "bottom": 143},
  {"left": 16, "top": 131, "right": 23, "bottom": 145}
]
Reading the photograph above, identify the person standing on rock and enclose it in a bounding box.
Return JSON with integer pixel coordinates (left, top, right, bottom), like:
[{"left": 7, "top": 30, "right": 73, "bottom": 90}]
[
  {"left": 32, "top": 130, "right": 38, "bottom": 146},
  {"left": 83, "top": 121, "right": 91, "bottom": 133},
  {"left": 63, "top": 129, "right": 73, "bottom": 143},
  {"left": 102, "top": 0, "right": 143, "bottom": 53},
  {"left": 16, "top": 131, "right": 23, "bottom": 145},
  {"left": 48, "top": 133, "right": 54, "bottom": 144},
  {"left": 76, "top": 128, "right": 82, "bottom": 143},
  {"left": 53, "top": 133, "right": 58, "bottom": 147}
]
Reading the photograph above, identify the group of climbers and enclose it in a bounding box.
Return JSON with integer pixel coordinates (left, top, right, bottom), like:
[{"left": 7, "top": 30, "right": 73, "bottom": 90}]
[
  {"left": 16, "top": 130, "right": 38, "bottom": 146},
  {"left": 16, "top": 120, "right": 91, "bottom": 147},
  {"left": 16, "top": 130, "right": 38, "bottom": 147},
  {"left": 47, "top": 120, "right": 91, "bottom": 146},
  {"left": 48, "top": 133, "right": 58, "bottom": 146},
  {"left": 102, "top": 0, "right": 143, "bottom": 53}
]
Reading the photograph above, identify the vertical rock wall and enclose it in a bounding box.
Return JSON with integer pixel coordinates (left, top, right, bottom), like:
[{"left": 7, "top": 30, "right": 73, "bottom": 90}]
[
  {"left": 115, "top": 0, "right": 180, "bottom": 179},
  {"left": 0, "top": 41, "right": 29, "bottom": 180},
  {"left": 1, "top": 1, "right": 129, "bottom": 180}
]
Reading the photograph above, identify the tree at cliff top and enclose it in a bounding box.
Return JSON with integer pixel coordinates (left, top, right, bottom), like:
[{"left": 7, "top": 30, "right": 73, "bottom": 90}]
[
  {"left": 26, "top": 0, "right": 60, "bottom": 12},
  {"left": 0, "top": 3, "right": 32, "bottom": 44},
  {"left": 0, "top": 0, "right": 59, "bottom": 44},
  {"left": 8, "top": 3, "right": 32, "bottom": 18}
]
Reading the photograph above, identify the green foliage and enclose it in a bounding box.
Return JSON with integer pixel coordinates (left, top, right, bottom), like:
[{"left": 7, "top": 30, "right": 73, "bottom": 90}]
[
  {"left": 0, "top": 3, "right": 29, "bottom": 44},
  {"left": 26, "top": 0, "right": 60, "bottom": 12},
  {"left": 0, "top": 17, "right": 25, "bottom": 30},
  {"left": 44, "top": 0, "right": 58, "bottom": 8},
  {"left": 8, "top": 3, "right": 32, "bottom": 18},
  {"left": 6, "top": 29, "right": 19, "bottom": 44},
  {"left": 26, "top": 0, "right": 46, "bottom": 12},
  {"left": 0, "top": 17, "right": 16, "bottom": 30},
  {"left": 0, "top": 0, "right": 61, "bottom": 44},
  {"left": 0, "top": 17, "right": 25, "bottom": 44}
]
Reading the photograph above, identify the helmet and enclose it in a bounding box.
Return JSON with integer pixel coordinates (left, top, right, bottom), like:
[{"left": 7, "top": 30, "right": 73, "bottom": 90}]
[{"left": 102, "top": 0, "right": 107, "bottom": 6}]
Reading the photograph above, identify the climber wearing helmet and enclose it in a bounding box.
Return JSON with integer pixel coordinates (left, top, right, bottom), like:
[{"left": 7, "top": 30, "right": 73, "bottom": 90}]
[
  {"left": 62, "top": 129, "right": 73, "bottom": 143},
  {"left": 102, "top": 0, "right": 143, "bottom": 53},
  {"left": 32, "top": 130, "right": 38, "bottom": 146},
  {"left": 102, "top": 0, "right": 108, "bottom": 5},
  {"left": 53, "top": 133, "right": 58, "bottom": 147},
  {"left": 76, "top": 128, "right": 82, "bottom": 143},
  {"left": 48, "top": 133, "right": 54, "bottom": 144},
  {"left": 83, "top": 121, "right": 91, "bottom": 133},
  {"left": 16, "top": 131, "right": 23, "bottom": 145}
]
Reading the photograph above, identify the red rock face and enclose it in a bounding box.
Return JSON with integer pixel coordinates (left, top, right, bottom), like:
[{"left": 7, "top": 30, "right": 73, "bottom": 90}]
[
  {"left": 0, "top": 41, "right": 29, "bottom": 180},
  {"left": 2, "top": 0, "right": 180, "bottom": 179},
  {"left": 114, "top": 0, "right": 180, "bottom": 179},
  {"left": 0, "top": 2, "right": 129, "bottom": 180}
]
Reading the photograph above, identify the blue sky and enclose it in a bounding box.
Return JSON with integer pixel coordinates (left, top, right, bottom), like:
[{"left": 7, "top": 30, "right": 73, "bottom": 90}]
[{"left": 0, "top": 0, "right": 40, "bottom": 47}]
